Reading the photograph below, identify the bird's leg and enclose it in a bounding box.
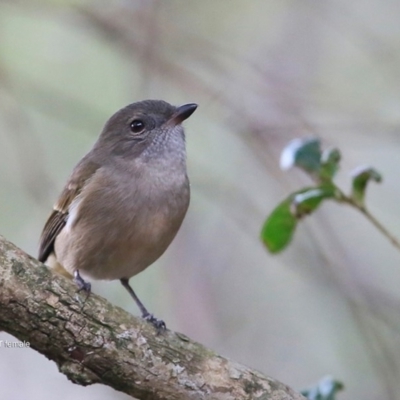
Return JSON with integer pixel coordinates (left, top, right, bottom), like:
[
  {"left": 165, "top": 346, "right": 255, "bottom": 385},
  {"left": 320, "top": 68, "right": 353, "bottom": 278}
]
[
  {"left": 73, "top": 270, "right": 91, "bottom": 293},
  {"left": 120, "top": 278, "right": 166, "bottom": 331}
]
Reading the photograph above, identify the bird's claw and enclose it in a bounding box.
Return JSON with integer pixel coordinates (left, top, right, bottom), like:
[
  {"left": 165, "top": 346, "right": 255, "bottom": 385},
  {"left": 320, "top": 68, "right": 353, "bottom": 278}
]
[
  {"left": 74, "top": 270, "right": 91, "bottom": 293},
  {"left": 77, "top": 281, "right": 91, "bottom": 293},
  {"left": 143, "top": 313, "right": 166, "bottom": 332},
  {"left": 73, "top": 270, "right": 91, "bottom": 305}
]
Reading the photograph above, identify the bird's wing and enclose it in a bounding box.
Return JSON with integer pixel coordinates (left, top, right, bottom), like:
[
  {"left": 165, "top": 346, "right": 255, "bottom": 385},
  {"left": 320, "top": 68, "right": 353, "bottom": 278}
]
[{"left": 38, "top": 160, "right": 100, "bottom": 262}]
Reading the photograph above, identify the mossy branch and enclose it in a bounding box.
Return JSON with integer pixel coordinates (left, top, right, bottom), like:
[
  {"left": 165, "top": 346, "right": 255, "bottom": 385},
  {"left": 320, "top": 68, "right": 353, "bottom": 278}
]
[{"left": 0, "top": 234, "right": 304, "bottom": 400}]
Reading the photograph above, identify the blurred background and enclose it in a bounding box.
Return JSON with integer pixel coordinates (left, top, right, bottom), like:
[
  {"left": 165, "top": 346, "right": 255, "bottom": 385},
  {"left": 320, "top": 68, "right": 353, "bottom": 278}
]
[{"left": 1, "top": 1, "right": 400, "bottom": 399}]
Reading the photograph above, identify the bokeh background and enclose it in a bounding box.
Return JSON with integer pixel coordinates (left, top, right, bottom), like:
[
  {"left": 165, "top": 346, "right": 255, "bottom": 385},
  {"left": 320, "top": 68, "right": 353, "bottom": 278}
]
[{"left": 1, "top": 1, "right": 400, "bottom": 399}]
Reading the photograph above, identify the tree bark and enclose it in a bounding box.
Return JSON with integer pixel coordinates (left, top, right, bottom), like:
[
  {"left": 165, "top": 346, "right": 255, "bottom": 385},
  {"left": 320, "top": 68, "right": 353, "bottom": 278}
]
[{"left": 0, "top": 234, "right": 304, "bottom": 400}]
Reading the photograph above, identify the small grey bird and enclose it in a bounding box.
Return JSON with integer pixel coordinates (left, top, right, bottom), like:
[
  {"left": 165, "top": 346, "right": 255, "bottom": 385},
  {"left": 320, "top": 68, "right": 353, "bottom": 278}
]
[{"left": 38, "top": 100, "right": 197, "bottom": 329}]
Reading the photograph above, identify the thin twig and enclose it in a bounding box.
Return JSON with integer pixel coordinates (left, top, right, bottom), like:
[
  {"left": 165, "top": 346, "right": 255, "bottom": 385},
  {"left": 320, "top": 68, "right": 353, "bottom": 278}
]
[{"left": 336, "top": 188, "right": 400, "bottom": 251}]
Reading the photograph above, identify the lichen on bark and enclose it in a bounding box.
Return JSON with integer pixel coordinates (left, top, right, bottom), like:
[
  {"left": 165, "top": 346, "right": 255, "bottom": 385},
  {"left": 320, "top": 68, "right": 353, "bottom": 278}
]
[{"left": 0, "top": 234, "right": 305, "bottom": 400}]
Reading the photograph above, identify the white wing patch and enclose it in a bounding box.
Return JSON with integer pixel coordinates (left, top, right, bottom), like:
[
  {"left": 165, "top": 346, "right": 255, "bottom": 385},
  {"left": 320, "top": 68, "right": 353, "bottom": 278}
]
[{"left": 65, "top": 196, "right": 82, "bottom": 232}]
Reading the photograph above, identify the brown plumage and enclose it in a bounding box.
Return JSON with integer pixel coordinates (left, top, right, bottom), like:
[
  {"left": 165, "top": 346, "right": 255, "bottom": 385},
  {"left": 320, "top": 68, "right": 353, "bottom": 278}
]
[
  {"left": 39, "top": 160, "right": 100, "bottom": 264},
  {"left": 38, "top": 100, "right": 197, "bottom": 329}
]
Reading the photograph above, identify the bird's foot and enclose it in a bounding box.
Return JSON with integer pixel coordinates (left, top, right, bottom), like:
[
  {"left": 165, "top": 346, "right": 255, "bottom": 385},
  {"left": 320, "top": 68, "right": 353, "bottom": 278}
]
[
  {"left": 76, "top": 280, "right": 91, "bottom": 293},
  {"left": 73, "top": 270, "right": 91, "bottom": 297},
  {"left": 74, "top": 270, "right": 91, "bottom": 293},
  {"left": 143, "top": 313, "right": 166, "bottom": 332}
]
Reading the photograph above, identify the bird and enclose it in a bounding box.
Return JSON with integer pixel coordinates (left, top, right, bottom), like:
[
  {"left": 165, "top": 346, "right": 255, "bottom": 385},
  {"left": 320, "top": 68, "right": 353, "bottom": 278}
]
[{"left": 38, "top": 99, "right": 197, "bottom": 330}]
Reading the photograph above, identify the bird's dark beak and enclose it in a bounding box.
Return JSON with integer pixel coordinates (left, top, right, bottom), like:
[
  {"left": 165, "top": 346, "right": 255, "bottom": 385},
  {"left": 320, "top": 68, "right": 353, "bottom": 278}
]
[{"left": 168, "top": 103, "right": 198, "bottom": 126}]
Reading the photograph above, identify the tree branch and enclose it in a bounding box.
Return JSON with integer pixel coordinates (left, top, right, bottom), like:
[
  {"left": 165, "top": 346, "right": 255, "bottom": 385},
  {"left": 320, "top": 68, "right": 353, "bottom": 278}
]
[{"left": 0, "top": 234, "right": 304, "bottom": 400}]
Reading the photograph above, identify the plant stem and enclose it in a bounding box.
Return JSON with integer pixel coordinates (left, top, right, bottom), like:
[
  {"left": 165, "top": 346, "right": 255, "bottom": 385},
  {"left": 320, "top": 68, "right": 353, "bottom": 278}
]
[{"left": 336, "top": 188, "right": 400, "bottom": 251}]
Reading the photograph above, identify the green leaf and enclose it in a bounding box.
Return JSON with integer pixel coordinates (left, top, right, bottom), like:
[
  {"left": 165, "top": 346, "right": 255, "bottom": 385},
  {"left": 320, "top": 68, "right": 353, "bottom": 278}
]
[
  {"left": 261, "top": 185, "right": 338, "bottom": 253},
  {"left": 280, "top": 138, "right": 322, "bottom": 175},
  {"left": 320, "top": 148, "right": 341, "bottom": 181},
  {"left": 292, "top": 184, "right": 337, "bottom": 218},
  {"left": 261, "top": 197, "right": 297, "bottom": 253},
  {"left": 351, "top": 166, "right": 382, "bottom": 205},
  {"left": 301, "top": 376, "right": 344, "bottom": 400}
]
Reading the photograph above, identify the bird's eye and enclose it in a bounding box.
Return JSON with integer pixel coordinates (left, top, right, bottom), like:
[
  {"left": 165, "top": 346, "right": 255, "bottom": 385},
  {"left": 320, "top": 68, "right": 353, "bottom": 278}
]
[{"left": 130, "top": 119, "right": 145, "bottom": 134}]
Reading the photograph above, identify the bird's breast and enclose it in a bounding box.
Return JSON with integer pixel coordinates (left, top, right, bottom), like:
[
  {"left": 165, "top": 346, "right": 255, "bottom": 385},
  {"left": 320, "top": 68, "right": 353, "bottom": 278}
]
[{"left": 57, "top": 160, "right": 190, "bottom": 280}]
